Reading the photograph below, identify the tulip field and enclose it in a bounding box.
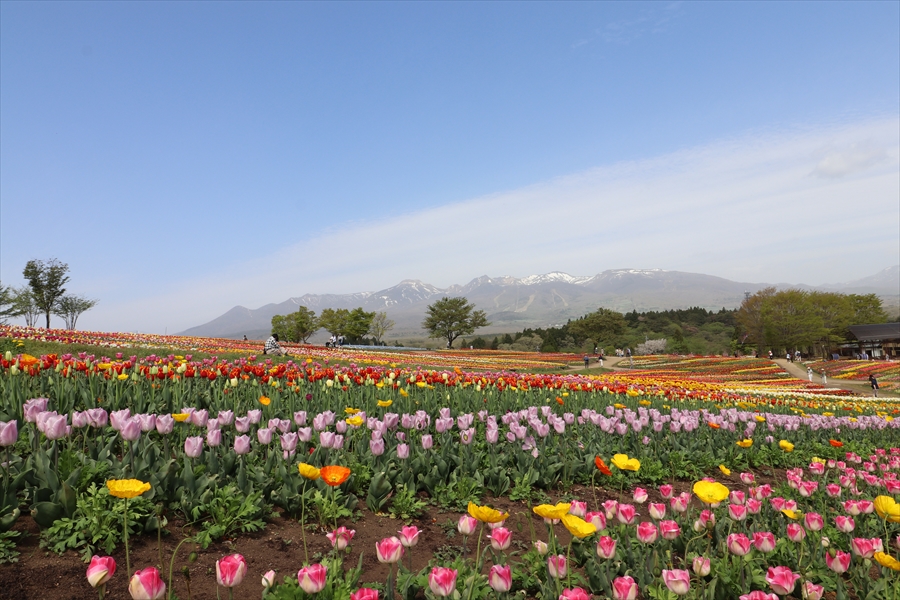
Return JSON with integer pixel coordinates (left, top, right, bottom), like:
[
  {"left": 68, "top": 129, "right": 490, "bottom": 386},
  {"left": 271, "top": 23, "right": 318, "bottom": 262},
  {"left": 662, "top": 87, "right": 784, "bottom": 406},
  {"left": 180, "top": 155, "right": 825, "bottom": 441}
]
[{"left": 0, "top": 331, "right": 899, "bottom": 599}]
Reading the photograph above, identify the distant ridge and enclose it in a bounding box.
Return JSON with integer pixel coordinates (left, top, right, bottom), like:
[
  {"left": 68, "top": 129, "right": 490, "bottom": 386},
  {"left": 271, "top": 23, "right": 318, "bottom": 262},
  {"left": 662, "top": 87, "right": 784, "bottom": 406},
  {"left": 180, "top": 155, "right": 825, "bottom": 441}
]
[{"left": 178, "top": 266, "right": 900, "bottom": 340}]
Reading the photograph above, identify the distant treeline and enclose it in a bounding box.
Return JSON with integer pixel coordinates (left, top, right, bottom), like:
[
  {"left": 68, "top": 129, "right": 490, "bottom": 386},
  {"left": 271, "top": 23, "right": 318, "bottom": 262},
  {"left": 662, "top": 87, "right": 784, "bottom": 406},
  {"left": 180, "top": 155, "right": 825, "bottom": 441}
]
[{"left": 459, "top": 307, "right": 737, "bottom": 355}]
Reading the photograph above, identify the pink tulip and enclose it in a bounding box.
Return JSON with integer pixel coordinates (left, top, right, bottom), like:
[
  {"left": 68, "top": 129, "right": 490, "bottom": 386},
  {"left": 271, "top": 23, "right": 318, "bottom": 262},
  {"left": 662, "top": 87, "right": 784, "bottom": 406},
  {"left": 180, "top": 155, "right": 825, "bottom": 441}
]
[
  {"left": 458, "top": 514, "right": 477, "bottom": 536},
  {"left": 765, "top": 566, "right": 800, "bottom": 596},
  {"left": 23, "top": 398, "right": 49, "bottom": 422},
  {"left": 548, "top": 554, "right": 567, "bottom": 579},
  {"left": 727, "top": 533, "right": 751, "bottom": 556},
  {"left": 86, "top": 555, "right": 116, "bottom": 588},
  {"left": 692, "top": 556, "right": 711, "bottom": 576},
  {"left": 753, "top": 532, "right": 776, "bottom": 553},
  {"left": 746, "top": 498, "right": 763, "bottom": 514},
  {"left": 398, "top": 525, "right": 420, "bottom": 548},
  {"left": 728, "top": 504, "right": 748, "bottom": 521},
  {"left": 262, "top": 570, "right": 275, "bottom": 589},
  {"left": 489, "top": 527, "right": 512, "bottom": 551},
  {"left": 560, "top": 587, "right": 590, "bottom": 600},
  {"left": 739, "top": 592, "right": 778, "bottom": 600},
  {"left": 801, "top": 581, "right": 824, "bottom": 600},
  {"left": 375, "top": 536, "right": 404, "bottom": 563},
  {"left": 327, "top": 527, "right": 355, "bottom": 550},
  {"left": 659, "top": 520, "right": 681, "bottom": 540},
  {"left": 786, "top": 523, "right": 806, "bottom": 542},
  {"left": 835, "top": 515, "right": 855, "bottom": 533},
  {"left": 568, "top": 500, "right": 587, "bottom": 517},
  {"left": 602, "top": 499, "right": 619, "bottom": 520},
  {"left": 128, "top": 566, "right": 166, "bottom": 600},
  {"left": 611, "top": 575, "right": 638, "bottom": 600},
  {"left": 585, "top": 511, "right": 606, "bottom": 530},
  {"left": 636, "top": 522, "right": 658, "bottom": 544},
  {"left": 740, "top": 472, "right": 755, "bottom": 485},
  {"left": 857, "top": 500, "right": 874, "bottom": 514},
  {"left": 670, "top": 493, "right": 690, "bottom": 513},
  {"left": 0, "top": 420, "right": 18, "bottom": 447},
  {"left": 298, "top": 563, "right": 327, "bottom": 594},
  {"left": 632, "top": 487, "right": 648, "bottom": 504},
  {"left": 488, "top": 564, "right": 512, "bottom": 593},
  {"left": 350, "top": 588, "right": 379, "bottom": 600},
  {"left": 533, "top": 540, "right": 549, "bottom": 555},
  {"left": 616, "top": 503, "right": 636, "bottom": 525},
  {"left": 596, "top": 536, "right": 617, "bottom": 560},
  {"left": 184, "top": 436, "right": 203, "bottom": 458},
  {"left": 850, "top": 537, "right": 881, "bottom": 559},
  {"left": 233, "top": 435, "right": 251, "bottom": 455},
  {"left": 648, "top": 502, "right": 666, "bottom": 520},
  {"left": 428, "top": 567, "right": 458, "bottom": 597},
  {"left": 662, "top": 569, "right": 691, "bottom": 595},
  {"left": 658, "top": 483, "right": 674, "bottom": 498},
  {"left": 804, "top": 512, "right": 824, "bottom": 531},
  {"left": 826, "top": 549, "right": 852, "bottom": 574},
  {"left": 216, "top": 553, "right": 247, "bottom": 587}
]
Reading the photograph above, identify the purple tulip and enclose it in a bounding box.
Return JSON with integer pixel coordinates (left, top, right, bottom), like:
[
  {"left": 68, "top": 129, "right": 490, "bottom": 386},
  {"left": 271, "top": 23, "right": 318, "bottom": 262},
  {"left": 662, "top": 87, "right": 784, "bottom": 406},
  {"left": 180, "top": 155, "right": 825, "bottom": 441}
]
[
  {"left": 156, "top": 414, "right": 174, "bottom": 435},
  {"left": 421, "top": 434, "right": 433, "bottom": 450},
  {"left": 486, "top": 429, "right": 499, "bottom": 444},
  {"left": 397, "top": 443, "right": 409, "bottom": 459},
  {"left": 71, "top": 411, "right": 89, "bottom": 429},
  {"left": 0, "top": 420, "right": 18, "bottom": 447},
  {"left": 206, "top": 418, "right": 220, "bottom": 432},
  {"left": 369, "top": 438, "right": 385, "bottom": 456},
  {"left": 297, "top": 427, "right": 312, "bottom": 442},
  {"left": 44, "top": 414, "right": 70, "bottom": 440},
  {"left": 185, "top": 436, "right": 203, "bottom": 458},
  {"left": 246, "top": 409, "right": 262, "bottom": 424},
  {"left": 191, "top": 409, "right": 209, "bottom": 428},
  {"left": 109, "top": 409, "right": 131, "bottom": 431},
  {"left": 319, "top": 431, "right": 335, "bottom": 448},
  {"left": 294, "top": 411, "right": 307, "bottom": 426},
  {"left": 234, "top": 435, "right": 251, "bottom": 455},
  {"left": 86, "top": 408, "right": 108, "bottom": 428},
  {"left": 281, "top": 432, "right": 298, "bottom": 453},
  {"left": 257, "top": 427, "right": 274, "bottom": 445},
  {"left": 137, "top": 413, "right": 157, "bottom": 432},
  {"left": 234, "top": 416, "right": 250, "bottom": 433},
  {"left": 206, "top": 429, "right": 222, "bottom": 447},
  {"left": 336, "top": 420, "right": 348, "bottom": 434},
  {"left": 332, "top": 434, "right": 345, "bottom": 450},
  {"left": 217, "top": 410, "right": 234, "bottom": 426},
  {"left": 120, "top": 417, "right": 142, "bottom": 442},
  {"left": 23, "top": 398, "right": 49, "bottom": 422}
]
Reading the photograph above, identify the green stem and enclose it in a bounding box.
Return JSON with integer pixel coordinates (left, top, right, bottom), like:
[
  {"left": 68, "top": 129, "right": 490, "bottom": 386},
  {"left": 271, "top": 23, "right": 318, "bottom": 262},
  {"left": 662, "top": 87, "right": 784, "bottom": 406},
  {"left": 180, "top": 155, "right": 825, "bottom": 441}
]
[
  {"left": 300, "top": 481, "right": 309, "bottom": 564},
  {"left": 167, "top": 535, "right": 195, "bottom": 600},
  {"left": 123, "top": 497, "right": 131, "bottom": 577}
]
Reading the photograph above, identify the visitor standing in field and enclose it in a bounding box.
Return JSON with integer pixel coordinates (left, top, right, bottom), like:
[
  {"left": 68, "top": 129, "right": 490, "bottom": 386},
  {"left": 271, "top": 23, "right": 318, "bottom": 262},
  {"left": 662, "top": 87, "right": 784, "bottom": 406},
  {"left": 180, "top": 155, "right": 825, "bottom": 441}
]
[
  {"left": 821, "top": 370, "right": 827, "bottom": 385},
  {"left": 869, "top": 374, "right": 879, "bottom": 397},
  {"left": 583, "top": 355, "right": 590, "bottom": 368},
  {"left": 264, "top": 333, "right": 287, "bottom": 356},
  {"left": 807, "top": 367, "right": 813, "bottom": 382}
]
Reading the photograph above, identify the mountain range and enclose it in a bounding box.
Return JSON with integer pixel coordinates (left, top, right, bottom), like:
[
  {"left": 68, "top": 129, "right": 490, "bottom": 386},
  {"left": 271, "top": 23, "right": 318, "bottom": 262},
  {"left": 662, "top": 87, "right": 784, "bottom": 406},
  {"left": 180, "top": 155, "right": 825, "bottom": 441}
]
[{"left": 179, "top": 265, "right": 900, "bottom": 341}]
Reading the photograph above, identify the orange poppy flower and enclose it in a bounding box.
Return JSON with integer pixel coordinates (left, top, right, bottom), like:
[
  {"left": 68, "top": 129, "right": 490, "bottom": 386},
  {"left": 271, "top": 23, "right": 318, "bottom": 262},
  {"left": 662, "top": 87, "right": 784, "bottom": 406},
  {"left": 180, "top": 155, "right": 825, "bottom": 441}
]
[
  {"left": 594, "top": 456, "right": 612, "bottom": 476},
  {"left": 829, "top": 439, "right": 843, "bottom": 448},
  {"left": 320, "top": 465, "right": 351, "bottom": 486},
  {"left": 708, "top": 422, "right": 720, "bottom": 429}
]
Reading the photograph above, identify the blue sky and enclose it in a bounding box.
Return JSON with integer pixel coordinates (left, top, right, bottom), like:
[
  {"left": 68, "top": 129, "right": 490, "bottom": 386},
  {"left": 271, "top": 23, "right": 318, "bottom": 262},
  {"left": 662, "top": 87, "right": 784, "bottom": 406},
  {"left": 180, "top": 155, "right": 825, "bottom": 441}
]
[{"left": 1, "top": 1, "right": 898, "bottom": 334}]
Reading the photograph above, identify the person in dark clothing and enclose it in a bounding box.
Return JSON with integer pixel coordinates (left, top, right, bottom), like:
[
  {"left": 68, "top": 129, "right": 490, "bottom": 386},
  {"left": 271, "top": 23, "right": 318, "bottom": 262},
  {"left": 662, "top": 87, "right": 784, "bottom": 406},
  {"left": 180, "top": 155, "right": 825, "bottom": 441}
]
[{"left": 869, "top": 374, "right": 879, "bottom": 397}]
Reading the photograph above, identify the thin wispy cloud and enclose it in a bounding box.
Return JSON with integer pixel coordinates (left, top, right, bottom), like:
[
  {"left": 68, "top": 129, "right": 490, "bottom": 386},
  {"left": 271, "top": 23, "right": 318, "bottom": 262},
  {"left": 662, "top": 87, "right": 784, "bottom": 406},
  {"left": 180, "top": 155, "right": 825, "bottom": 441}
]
[{"left": 79, "top": 115, "right": 899, "bottom": 334}]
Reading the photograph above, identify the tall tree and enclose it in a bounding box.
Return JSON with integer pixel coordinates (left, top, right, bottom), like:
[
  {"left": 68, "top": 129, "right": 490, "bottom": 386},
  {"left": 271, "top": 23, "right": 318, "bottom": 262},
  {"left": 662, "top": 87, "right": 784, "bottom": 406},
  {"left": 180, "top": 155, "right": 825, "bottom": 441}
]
[
  {"left": 0, "top": 282, "right": 20, "bottom": 324},
  {"left": 368, "top": 311, "right": 395, "bottom": 344},
  {"left": 271, "top": 307, "right": 319, "bottom": 343},
  {"left": 22, "top": 258, "right": 70, "bottom": 329},
  {"left": 422, "top": 297, "right": 489, "bottom": 348},
  {"left": 567, "top": 308, "right": 627, "bottom": 346},
  {"left": 735, "top": 287, "right": 777, "bottom": 352},
  {"left": 10, "top": 287, "right": 40, "bottom": 327},
  {"left": 762, "top": 289, "right": 823, "bottom": 351},
  {"left": 53, "top": 294, "right": 98, "bottom": 330}
]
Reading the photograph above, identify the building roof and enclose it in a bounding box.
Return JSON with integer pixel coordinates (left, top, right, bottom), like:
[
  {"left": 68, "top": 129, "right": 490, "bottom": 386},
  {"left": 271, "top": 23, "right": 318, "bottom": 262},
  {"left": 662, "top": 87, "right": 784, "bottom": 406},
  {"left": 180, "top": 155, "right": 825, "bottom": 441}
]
[{"left": 847, "top": 323, "right": 900, "bottom": 341}]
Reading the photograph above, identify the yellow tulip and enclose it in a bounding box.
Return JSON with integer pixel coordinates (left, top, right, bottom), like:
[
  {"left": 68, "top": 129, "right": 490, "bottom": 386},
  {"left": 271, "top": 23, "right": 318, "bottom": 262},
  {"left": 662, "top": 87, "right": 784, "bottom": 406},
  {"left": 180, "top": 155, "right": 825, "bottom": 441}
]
[
  {"left": 533, "top": 503, "right": 571, "bottom": 520},
  {"left": 298, "top": 463, "right": 321, "bottom": 480},
  {"left": 874, "top": 496, "right": 900, "bottom": 523},
  {"left": 467, "top": 502, "right": 509, "bottom": 523},
  {"left": 172, "top": 413, "right": 189, "bottom": 422},
  {"left": 779, "top": 440, "right": 794, "bottom": 452},
  {"left": 611, "top": 453, "right": 641, "bottom": 472},
  {"left": 561, "top": 513, "right": 597, "bottom": 538},
  {"left": 692, "top": 480, "right": 729, "bottom": 504},
  {"left": 106, "top": 479, "right": 151, "bottom": 499},
  {"left": 377, "top": 399, "right": 393, "bottom": 408},
  {"left": 344, "top": 407, "right": 360, "bottom": 414},
  {"left": 736, "top": 439, "right": 753, "bottom": 448}
]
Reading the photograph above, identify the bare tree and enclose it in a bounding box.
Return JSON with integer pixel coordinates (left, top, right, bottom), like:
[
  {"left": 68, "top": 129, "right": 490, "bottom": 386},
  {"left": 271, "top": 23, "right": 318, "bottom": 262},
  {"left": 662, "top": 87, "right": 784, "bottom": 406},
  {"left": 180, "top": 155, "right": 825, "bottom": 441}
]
[
  {"left": 53, "top": 294, "right": 98, "bottom": 330},
  {"left": 23, "top": 258, "right": 70, "bottom": 328},
  {"left": 368, "top": 312, "right": 395, "bottom": 344},
  {"left": 11, "top": 287, "right": 40, "bottom": 327}
]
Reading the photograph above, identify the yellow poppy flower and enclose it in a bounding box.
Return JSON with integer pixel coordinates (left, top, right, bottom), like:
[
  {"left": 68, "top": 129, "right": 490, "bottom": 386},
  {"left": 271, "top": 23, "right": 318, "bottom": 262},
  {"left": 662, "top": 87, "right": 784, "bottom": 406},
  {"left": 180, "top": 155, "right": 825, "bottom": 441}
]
[
  {"left": 692, "top": 480, "right": 729, "bottom": 504},
  {"left": 874, "top": 552, "right": 900, "bottom": 571},
  {"left": 298, "top": 463, "right": 321, "bottom": 480},
  {"left": 345, "top": 415, "right": 364, "bottom": 427},
  {"left": 377, "top": 399, "right": 393, "bottom": 408},
  {"left": 561, "top": 514, "right": 597, "bottom": 538},
  {"left": 754, "top": 415, "right": 766, "bottom": 422},
  {"left": 172, "top": 413, "right": 189, "bottom": 422},
  {"left": 613, "top": 403, "right": 626, "bottom": 409},
  {"left": 344, "top": 408, "right": 360, "bottom": 414},
  {"left": 779, "top": 440, "right": 794, "bottom": 452},
  {"left": 736, "top": 439, "right": 753, "bottom": 448},
  {"left": 106, "top": 479, "right": 151, "bottom": 499},
  {"left": 781, "top": 509, "right": 802, "bottom": 520},
  {"left": 259, "top": 396, "right": 271, "bottom": 406},
  {"left": 874, "top": 496, "right": 900, "bottom": 523},
  {"left": 719, "top": 465, "right": 731, "bottom": 476},
  {"left": 611, "top": 453, "right": 641, "bottom": 472},
  {"left": 467, "top": 502, "right": 509, "bottom": 523},
  {"left": 533, "top": 503, "right": 572, "bottom": 520}
]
